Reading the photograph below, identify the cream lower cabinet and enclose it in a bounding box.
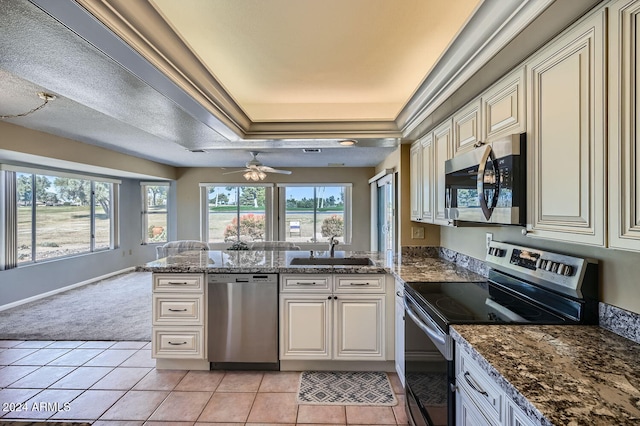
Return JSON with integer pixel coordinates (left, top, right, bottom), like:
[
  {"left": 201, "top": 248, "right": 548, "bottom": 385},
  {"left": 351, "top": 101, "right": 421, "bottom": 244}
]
[
  {"left": 280, "top": 274, "right": 386, "bottom": 361},
  {"left": 151, "top": 273, "right": 206, "bottom": 362},
  {"left": 456, "top": 346, "right": 534, "bottom": 426},
  {"left": 525, "top": 7, "right": 606, "bottom": 246},
  {"left": 608, "top": 0, "right": 640, "bottom": 252},
  {"left": 394, "top": 279, "right": 405, "bottom": 386}
]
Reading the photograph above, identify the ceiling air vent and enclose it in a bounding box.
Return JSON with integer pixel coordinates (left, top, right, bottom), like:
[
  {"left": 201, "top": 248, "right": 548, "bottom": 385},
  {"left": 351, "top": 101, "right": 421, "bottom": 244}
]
[{"left": 302, "top": 148, "right": 322, "bottom": 153}]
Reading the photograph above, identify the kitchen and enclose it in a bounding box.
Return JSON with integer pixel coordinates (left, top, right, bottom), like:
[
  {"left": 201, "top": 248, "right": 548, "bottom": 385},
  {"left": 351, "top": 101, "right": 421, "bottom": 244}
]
[{"left": 1, "top": 0, "right": 640, "bottom": 425}]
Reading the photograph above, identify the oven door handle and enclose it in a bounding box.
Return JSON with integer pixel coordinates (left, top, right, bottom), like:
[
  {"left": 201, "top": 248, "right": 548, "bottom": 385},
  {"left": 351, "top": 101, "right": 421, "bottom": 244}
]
[{"left": 404, "top": 300, "right": 446, "bottom": 347}]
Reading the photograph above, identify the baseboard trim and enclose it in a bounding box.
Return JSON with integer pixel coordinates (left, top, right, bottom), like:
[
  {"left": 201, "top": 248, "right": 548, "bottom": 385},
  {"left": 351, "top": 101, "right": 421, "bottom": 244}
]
[
  {"left": 280, "top": 360, "right": 395, "bottom": 372},
  {"left": 0, "top": 267, "right": 136, "bottom": 312}
]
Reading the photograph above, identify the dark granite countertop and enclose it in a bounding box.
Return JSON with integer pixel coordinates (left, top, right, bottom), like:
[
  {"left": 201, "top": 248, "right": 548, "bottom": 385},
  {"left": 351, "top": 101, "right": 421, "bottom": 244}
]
[
  {"left": 136, "top": 249, "right": 486, "bottom": 283},
  {"left": 451, "top": 324, "right": 640, "bottom": 426}
]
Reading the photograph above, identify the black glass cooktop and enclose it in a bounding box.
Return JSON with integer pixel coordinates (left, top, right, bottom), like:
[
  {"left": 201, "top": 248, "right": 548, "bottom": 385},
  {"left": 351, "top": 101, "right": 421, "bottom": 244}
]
[{"left": 404, "top": 270, "right": 582, "bottom": 332}]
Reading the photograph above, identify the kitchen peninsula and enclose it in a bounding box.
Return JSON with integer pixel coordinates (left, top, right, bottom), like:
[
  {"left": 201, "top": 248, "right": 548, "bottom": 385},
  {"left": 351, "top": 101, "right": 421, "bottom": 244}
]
[{"left": 137, "top": 248, "right": 485, "bottom": 371}]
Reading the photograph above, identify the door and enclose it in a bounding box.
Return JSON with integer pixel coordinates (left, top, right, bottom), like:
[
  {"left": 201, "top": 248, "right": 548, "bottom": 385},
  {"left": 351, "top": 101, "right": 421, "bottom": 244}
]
[
  {"left": 433, "top": 119, "right": 453, "bottom": 225},
  {"left": 526, "top": 9, "right": 606, "bottom": 245},
  {"left": 280, "top": 295, "right": 331, "bottom": 359},
  {"left": 609, "top": 0, "right": 640, "bottom": 251},
  {"left": 334, "top": 295, "right": 385, "bottom": 360},
  {"left": 372, "top": 172, "right": 397, "bottom": 254}
]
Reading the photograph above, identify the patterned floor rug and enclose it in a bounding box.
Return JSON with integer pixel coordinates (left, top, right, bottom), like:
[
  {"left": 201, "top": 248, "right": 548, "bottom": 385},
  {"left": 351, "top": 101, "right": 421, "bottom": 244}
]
[{"left": 297, "top": 371, "right": 398, "bottom": 405}]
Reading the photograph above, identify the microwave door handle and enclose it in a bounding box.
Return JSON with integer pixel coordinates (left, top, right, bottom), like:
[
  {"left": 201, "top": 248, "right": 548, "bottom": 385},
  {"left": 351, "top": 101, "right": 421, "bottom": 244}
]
[{"left": 477, "top": 145, "right": 498, "bottom": 221}]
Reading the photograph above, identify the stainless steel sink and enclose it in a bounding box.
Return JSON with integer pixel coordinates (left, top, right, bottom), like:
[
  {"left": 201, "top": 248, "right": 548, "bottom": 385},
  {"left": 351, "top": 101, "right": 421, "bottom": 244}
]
[{"left": 289, "top": 257, "right": 374, "bottom": 266}]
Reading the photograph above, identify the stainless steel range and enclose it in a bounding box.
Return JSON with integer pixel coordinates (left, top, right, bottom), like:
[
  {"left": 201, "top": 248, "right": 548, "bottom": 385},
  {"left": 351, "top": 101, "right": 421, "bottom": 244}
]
[{"left": 404, "top": 241, "right": 598, "bottom": 426}]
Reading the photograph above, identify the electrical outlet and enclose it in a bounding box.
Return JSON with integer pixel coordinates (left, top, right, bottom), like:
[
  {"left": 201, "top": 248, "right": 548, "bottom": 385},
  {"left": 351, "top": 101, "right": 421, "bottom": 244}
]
[
  {"left": 411, "top": 227, "right": 425, "bottom": 239},
  {"left": 486, "top": 233, "right": 493, "bottom": 249}
]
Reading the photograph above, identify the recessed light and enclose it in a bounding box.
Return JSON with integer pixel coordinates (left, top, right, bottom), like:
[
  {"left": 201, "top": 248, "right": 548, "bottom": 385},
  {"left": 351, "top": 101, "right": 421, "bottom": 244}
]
[{"left": 338, "top": 139, "right": 357, "bottom": 146}]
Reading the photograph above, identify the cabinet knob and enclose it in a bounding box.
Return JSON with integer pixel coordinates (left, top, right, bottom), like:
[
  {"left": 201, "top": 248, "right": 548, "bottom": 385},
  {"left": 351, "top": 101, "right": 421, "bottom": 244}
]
[{"left": 328, "top": 296, "right": 332, "bottom": 300}]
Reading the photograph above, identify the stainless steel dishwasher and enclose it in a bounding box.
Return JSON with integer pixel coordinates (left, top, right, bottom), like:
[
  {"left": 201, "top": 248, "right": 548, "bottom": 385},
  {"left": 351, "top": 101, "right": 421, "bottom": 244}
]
[{"left": 208, "top": 273, "right": 279, "bottom": 369}]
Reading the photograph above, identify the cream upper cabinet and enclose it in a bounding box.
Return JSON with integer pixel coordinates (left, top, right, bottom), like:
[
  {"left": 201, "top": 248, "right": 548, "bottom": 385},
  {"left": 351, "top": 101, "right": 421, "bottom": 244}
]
[
  {"left": 433, "top": 119, "right": 453, "bottom": 225},
  {"left": 482, "top": 66, "right": 526, "bottom": 141},
  {"left": 410, "top": 141, "right": 422, "bottom": 221},
  {"left": 420, "top": 133, "right": 435, "bottom": 222},
  {"left": 525, "top": 8, "right": 606, "bottom": 246},
  {"left": 609, "top": 0, "right": 640, "bottom": 251},
  {"left": 453, "top": 99, "right": 482, "bottom": 156}
]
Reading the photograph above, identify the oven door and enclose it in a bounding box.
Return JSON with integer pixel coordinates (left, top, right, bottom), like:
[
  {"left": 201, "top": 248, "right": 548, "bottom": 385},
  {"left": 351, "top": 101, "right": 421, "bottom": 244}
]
[{"left": 404, "top": 292, "right": 454, "bottom": 426}]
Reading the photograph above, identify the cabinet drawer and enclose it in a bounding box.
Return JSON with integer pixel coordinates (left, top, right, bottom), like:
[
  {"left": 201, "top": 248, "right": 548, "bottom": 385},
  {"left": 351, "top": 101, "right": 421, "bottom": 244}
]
[
  {"left": 457, "top": 349, "right": 503, "bottom": 423},
  {"left": 334, "top": 275, "right": 385, "bottom": 293},
  {"left": 152, "top": 327, "right": 205, "bottom": 359},
  {"left": 152, "top": 295, "right": 204, "bottom": 325},
  {"left": 281, "top": 275, "right": 332, "bottom": 292},
  {"left": 153, "top": 273, "right": 204, "bottom": 293}
]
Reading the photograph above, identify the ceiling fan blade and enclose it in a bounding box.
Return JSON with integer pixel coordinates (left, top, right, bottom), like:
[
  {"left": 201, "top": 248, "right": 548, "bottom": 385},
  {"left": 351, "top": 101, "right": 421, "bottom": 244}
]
[
  {"left": 260, "top": 166, "right": 292, "bottom": 175},
  {"left": 222, "top": 169, "right": 250, "bottom": 175}
]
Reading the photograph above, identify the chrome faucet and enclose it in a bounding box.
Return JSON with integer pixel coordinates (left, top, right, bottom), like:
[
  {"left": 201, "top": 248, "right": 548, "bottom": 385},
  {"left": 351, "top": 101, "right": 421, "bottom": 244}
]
[{"left": 329, "top": 235, "right": 338, "bottom": 257}]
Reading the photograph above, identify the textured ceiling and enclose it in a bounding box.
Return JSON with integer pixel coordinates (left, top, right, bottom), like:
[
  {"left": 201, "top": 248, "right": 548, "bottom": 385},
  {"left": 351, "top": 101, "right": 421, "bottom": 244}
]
[
  {"left": 0, "top": 0, "right": 603, "bottom": 174},
  {"left": 150, "top": 0, "right": 480, "bottom": 121}
]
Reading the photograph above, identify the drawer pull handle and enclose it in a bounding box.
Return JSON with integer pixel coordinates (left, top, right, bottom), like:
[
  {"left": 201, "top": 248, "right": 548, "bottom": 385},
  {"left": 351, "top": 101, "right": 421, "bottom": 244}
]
[
  {"left": 167, "top": 281, "right": 189, "bottom": 285},
  {"left": 349, "top": 282, "right": 370, "bottom": 286},
  {"left": 464, "top": 371, "right": 489, "bottom": 397},
  {"left": 168, "top": 341, "right": 187, "bottom": 346},
  {"left": 168, "top": 308, "right": 188, "bottom": 312},
  {"left": 296, "top": 282, "right": 316, "bottom": 285}
]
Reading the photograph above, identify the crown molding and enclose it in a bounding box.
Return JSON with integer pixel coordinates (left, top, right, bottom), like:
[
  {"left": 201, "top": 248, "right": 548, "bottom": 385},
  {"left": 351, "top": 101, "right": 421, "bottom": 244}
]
[{"left": 396, "top": 0, "right": 556, "bottom": 137}]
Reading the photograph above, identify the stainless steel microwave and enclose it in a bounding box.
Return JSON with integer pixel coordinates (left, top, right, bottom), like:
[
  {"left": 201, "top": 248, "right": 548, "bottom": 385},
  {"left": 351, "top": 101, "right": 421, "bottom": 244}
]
[{"left": 444, "top": 133, "right": 526, "bottom": 226}]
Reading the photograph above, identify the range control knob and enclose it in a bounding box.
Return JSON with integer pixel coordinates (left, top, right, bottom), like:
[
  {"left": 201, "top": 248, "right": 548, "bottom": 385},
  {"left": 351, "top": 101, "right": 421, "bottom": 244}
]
[
  {"left": 557, "top": 264, "right": 573, "bottom": 276},
  {"left": 488, "top": 247, "right": 505, "bottom": 257}
]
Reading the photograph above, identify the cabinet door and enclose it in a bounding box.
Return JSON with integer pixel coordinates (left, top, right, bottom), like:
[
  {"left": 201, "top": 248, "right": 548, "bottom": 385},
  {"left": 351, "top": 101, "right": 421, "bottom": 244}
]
[
  {"left": 334, "top": 295, "right": 385, "bottom": 360},
  {"left": 609, "top": 0, "right": 640, "bottom": 251},
  {"left": 456, "top": 386, "right": 498, "bottom": 426},
  {"left": 526, "top": 10, "right": 606, "bottom": 246},
  {"left": 433, "top": 119, "right": 453, "bottom": 225},
  {"left": 505, "top": 399, "right": 536, "bottom": 426},
  {"left": 420, "top": 133, "right": 435, "bottom": 222},
  {"left": 410, "top": 142, "right": 423, "bottom": 221},
  {"left": 280, "top": 295, "right": 331, "bottom": 360},
  {"left": 453, "top": 99, "right": 482, "bottom": 156},
  {"left": 394, "top": 281, "right": 405, "bottom": 386},
  {"left": 482, "top": 66, "right": 526, "bottom": 141}
]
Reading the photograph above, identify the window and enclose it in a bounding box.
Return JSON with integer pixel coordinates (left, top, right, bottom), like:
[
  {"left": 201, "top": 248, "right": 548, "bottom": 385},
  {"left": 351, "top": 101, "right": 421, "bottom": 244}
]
[
  {"left": 1, "top": 167, "right": 118, "bottom": 267},
  {"left": 279, "top": 184, "right": 352, "bottom": 244},
  {"left": 141, "top": 183, "right": 170, "bottom": 244},
  {"left": 200, "top": 184, "right": 273, "bottom": 244}
]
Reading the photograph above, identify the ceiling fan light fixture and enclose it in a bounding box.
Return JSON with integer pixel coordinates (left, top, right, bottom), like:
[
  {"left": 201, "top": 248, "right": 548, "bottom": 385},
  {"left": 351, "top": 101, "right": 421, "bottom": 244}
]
[{"left": 339, "top": 139, "right": 357, "bottom": 146}]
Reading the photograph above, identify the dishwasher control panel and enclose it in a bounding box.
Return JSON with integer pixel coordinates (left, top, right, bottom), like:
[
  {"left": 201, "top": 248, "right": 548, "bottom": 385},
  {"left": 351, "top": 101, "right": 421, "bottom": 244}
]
[{"left": 208, "top": 273, "right": 278, "bottom": 284}]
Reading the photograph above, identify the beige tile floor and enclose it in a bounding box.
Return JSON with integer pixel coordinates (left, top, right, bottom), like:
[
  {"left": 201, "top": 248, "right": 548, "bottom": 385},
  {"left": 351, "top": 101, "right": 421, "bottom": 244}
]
[{"left": 0, "top": 340, "right": 407, "bottom": 425}]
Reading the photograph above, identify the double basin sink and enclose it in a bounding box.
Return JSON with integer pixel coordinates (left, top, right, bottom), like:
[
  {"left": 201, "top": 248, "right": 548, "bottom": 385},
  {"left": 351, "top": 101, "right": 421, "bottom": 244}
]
[{"left": 289, "top": 257, "right": 374, "bottom": 266}]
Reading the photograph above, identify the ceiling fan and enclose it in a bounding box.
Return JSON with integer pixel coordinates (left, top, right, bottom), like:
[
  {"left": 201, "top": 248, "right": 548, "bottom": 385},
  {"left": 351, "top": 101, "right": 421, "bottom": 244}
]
[{"left": 223, "top": 151, "right": 292, "bottom": 181}]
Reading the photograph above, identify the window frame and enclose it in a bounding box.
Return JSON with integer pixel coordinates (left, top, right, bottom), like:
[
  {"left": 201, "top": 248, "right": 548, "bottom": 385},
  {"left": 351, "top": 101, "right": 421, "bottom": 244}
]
[
  {"left": 141, "top": 182, "right": 171, "bottom": 245},
  {"left": 199, "top": 183, "right": 274, "bottom": 248},
  {"left": 277, "top": 183, "right": 352, "bottom": 246},
  {"left": 0, "top": 165, "right": 120, "bottom": 269}
]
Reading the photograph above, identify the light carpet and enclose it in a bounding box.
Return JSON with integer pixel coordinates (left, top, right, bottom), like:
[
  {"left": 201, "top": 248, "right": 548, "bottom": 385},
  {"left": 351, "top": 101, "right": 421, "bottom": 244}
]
[
  {"left": 0, "top": 272, "right": 151, "bottom": 341},
  {"left": 297, "top": 371, "right": 397, "bottom": 405}
]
